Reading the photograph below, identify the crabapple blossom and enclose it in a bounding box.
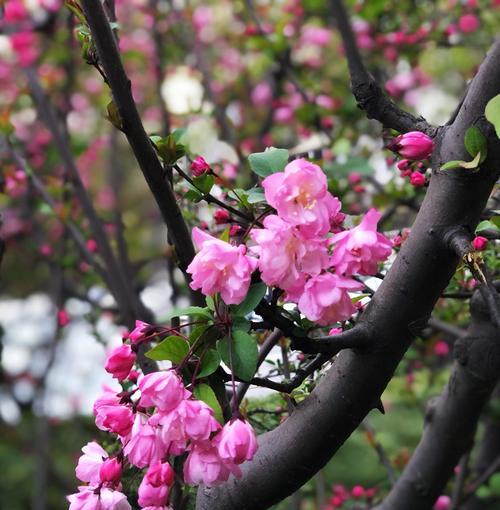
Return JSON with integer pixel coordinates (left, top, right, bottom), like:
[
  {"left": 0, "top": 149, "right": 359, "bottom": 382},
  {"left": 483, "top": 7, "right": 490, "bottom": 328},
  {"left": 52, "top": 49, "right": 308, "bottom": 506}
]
[
  {"left": 190, "top": 156, "right": 210, "bottom": 176},
  {"left": 390, "top": 131, "right": 434, "bottom": 160},
  {"left": 410, "top": 171, "right": 426, "bottom": 187},
  {"left": 330, "top": 209, "right": 392, "bottom": 276},
  {"left": 187, "top": 227, "right": 258, "bottom": 304},
  {"left": 129, "top": 320, "right": 154, "bottom": 344},
  {"left": 105, "top": 344, "right": 136, "bottom": 381},
  {"left": 472, "top": 235, "right": 488, "bottom": 251},
  {"left": 217, "top": 418, "right": 258, "bottom": 464},
  {"left": 176, "top": 399, "right": 221, "bottom": 441},
  {"left": 183, "top": 441, "right": 241, "bottom": 487},
  {"left": 138, "top": 370, "right": 187, "bottom": 412},
  {"left": 95, "top": 402, "right": 134, "bottom": 438},
  {"left": 99, "top": 458, "right": 123, "bottom": 485},
  {"left": 75, "top": 442, "right": 108, "bottom": 485},
  {"left": 68, "top": 487, "right": 131, "bottom": 510},
  {"left": 137, "top": 461, "right": 174, "bottom": 508},
  {"left": 262, "top": 159, "right": 341, "bottom": 238},
  {"left": 298, "top": 273, "right": 363, "bottom": 325},
  {"left": 250, "top": 215, "right": 329, "bottom": 300}
]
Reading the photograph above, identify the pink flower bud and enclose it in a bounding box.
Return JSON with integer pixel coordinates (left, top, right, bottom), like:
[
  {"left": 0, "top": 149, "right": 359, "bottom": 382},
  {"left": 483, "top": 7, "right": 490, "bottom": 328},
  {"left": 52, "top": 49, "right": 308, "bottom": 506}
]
[
  {"left": 129, "top": 320, "right": 153, "bottom": 344},
  {"left": 434, "top": 495, "right": 451, "bottom": 510},
  {"left": 214, "top": 209, "right": 230, "bottom": 224},
  {"left": 57, "top": 309, "right": 70, "bottom": 328},
  {"left": 390, "top": 131, "right": 434, "bottom": 160},
  {"left": 348, "top": 172, "right": 362, "bottom": 185},
  {"left": 458, "top": 14, "right": 480, "bottom": 33},
  {"left": 105, "top": 344, "right": 136, "bottom": 381},
  {"left": 138, "top": 461, "right": 174, "bottom": 507},
  {"left": 397, "top": 159, "right": 411, "bottom": 171},
  {"left": 328, "top": 327, "right": 342, "bottom": 336},
  {"left": 217, "top": 418, "right": 258, "bottom": 464},
  {"left": 99, "top": 458, "right": 122, "bottom": 484},
  {"left": 472, "top": 236, "right": 488, "bottom": 251},
  {"left": 86, "top": 239, "right": 98, "bottom": 252},
  {"left": 352, "top": 485, "right": 365, "bottom": 498},
  {"left": 434, "top": 340, "right": 450, "bottom": 357},
  {"left": 410, "top": 171, "right": 426, "bottom": 187},
  {"left": 191, "top": 156, "right": 210, "bottom": 177}
]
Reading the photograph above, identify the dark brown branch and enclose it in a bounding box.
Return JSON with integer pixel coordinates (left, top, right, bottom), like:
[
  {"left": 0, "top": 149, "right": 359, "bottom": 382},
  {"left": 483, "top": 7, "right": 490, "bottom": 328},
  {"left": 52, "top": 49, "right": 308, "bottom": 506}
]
[
  {"left": 374, "top": 288, "right": 500, "bottom": 509},
  {"left": 79, "top": 0, "right": 201, "bottom": 301},
  {"left": 328, "top": 0, "right": 435, "bottom": 136}
]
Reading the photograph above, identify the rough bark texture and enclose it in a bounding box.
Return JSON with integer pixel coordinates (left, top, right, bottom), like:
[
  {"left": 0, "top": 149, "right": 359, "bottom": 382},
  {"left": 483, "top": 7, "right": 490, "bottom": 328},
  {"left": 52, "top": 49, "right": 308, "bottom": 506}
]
[
  {"left": 374, "top": 290, "right": 500, "bottom": 510},
  {"left": 195, "top": 36, "right": 500, "bottom": 510}
]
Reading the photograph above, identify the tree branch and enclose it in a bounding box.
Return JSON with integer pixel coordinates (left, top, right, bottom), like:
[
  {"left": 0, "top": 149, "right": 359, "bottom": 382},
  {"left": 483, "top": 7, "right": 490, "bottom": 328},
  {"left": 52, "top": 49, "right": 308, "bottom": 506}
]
[{"left": 328, "top": 0, "right": 435, "bottom": 136}]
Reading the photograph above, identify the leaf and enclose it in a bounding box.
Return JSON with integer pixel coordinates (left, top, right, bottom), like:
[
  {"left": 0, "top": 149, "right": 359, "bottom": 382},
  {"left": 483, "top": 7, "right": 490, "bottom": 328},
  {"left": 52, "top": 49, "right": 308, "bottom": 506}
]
[
  {"left": 106, "top": 101, "right": 123, "bottom": 130},
  {"left": 476, "top": 220, "right": 500, "bottom": 233},
  {"left": 490, "top": 473, "right": 500, "bottom": 495},
  {"left": 184, "top": 189, "right": 203, "bottom": 202},
  {"left": 459, "top": 151, "right": 481, "bottom": 170},
  {"left": 193, "top": 383, "right": 224, "bottom": 423},
  {"left": 477, "top": 485, "right": 491, "bottom": 500},
  {"left": 440, "top": 160, "right": 463, "bottom": 171},
  {"left": 172, "top": 127, "right": 187, "bottom": 142},
  {"left": 464, "top": 126, "right": 487, "bottom": 162},
  {"left": 246, "top": 187, "right": 266, "bottom": 204},
  {"left": 145, "top": 336, "right": 189, "bottom": 363},
  {"left": 217, "top": 330, "right": 258, "bottom": 382},
  {"left": 232, "top": 283, "right": 267, "bottom": 316},
  {"left": 248, "top": 148, "right": 289, "bottom": 177},
  {"left": 161, "top": 306, "right": 212, "bottom": 321},
  {"left": 193, "top": 174, "right": 214, "bottom": 194},
  {"left": 205, "top": 295, "right": 215, "bottom": 310},
  {"left": 232, "top": 316, "right": 251, "bottom": 332},
  {"left": 324, "top": 157, "right": 373, "bottom": 178},
  {"left": 485, "top": 94, "right": 500, "bottom": 139},
  {"left": 197, "top": 349, "right": 221, "bottom": 378}
]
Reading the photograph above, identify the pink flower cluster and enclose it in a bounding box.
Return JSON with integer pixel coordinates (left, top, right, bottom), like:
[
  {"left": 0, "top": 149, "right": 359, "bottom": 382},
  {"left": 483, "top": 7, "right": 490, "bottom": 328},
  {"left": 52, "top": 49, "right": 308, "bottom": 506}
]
[
  {"left": 69, "top": 333, "right": 258, "bottom": 509},
  {"left": 187, "top": 158, "right": 392, "bottom": 326}
]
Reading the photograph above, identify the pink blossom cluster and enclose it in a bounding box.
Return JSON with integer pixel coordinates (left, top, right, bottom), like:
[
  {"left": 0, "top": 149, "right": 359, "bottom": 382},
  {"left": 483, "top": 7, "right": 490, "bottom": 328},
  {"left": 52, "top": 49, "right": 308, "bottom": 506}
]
[
  {"left": 187, "top": 158, "right": 392, "bottom": 326},
  {"left": 68, "top": 324, "right": 258, "bottom": 509},
  {"left": 325, "top": 483, "right": 378, "bottom": 509},
  {"left": 5, "top": 0, "right": 39, "bottom": 67}
]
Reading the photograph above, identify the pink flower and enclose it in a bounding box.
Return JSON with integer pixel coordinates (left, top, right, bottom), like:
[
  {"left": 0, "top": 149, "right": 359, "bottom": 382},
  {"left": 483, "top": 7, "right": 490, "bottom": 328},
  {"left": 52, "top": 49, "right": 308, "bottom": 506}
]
[
  {"left": 390, "top": 131, "right": 434, "bottom": 160},
  {"left": 123, "top": 414, "right": 168, "bottom": 468},
  {"left": 105, "top": 344, "right": 136, "bottom": 381},
  {"left": 434, "top": 495, "right": 451, "bottom": 510},
  {"left": 262, "top": 159, "right": 341, "bottom": 238},
  {"left": 138, "top": 370, "right": 187, "bottom": 412},
  {"left": 75, "top": 441, "right": 108, "bottom": 484},
  {"left": 300, "top": 25, "right": 332, "bottom": 46},
  {"left": 298, "top": 273, "right": 363, "bottom": 325},
  {"left": 251, "top": 215, "right": 329, "bottom": 300},
  {"left": 68, "top": 487, "right": 131, "bottom": 510},
  {"left": 138, "top": 461, "right": 174, "bottom": 508},
  {"left": 217, "top": 418, "right": 258, "bottom": 464},
  {"left": 96, "top": 402, "right": 134, "bottom": 438},
  {"left": 191, "top": 156, "right": 210, "bottom": 177},
  {"left": 251, "top": 82, "right": 272, "bottom": 106},
  {"left": 129, "top": 320, "right": 154, "bottom": 344},
  {"left": 187, "top": 228, "right": 258, "bottom": 305},
  {"left": 177, "top": 399, "right": 221, "bottom": 441},
  {"left": 328, "top": 327, "right": 342, "bottom": 336},
  {"left": 410, "top": 171, "right": 426, "bottom": 187},
  {"left": 184, "top": 442, "right": 241, "bottom": 487},
  {"left": 352, "top": 485, "right": 365, "bottom": 498},
  {"left": 57, "top": 309, "right": 70, "bottom": 327},
  {"left": 5, "top": 0, "right": 28, "bottom": 22},
  {"left": 100, "top": 458, "right": 122, "bottom": 485},
  {"left": 472, "top": 236, "right": 488, "bottom": 251},
  {"left": 330, "top": 209, "right": 392, "bottom": 276},
  {"left": 9, "top": 32, "right": 38, "bottom": 67},
  {"left": 434, "top": 340, "right": 450, "bottom": 357},
  {"left": 458, "top": 14, "right": 480, "bottom": 33},
  {"left": 214, "top": 209, "right": 230, "bottom": 224}
]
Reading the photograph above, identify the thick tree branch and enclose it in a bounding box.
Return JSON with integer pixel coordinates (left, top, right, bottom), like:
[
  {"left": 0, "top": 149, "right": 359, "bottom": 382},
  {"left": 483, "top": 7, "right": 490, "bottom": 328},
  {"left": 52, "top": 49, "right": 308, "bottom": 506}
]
[
  {"left": 79, "top": 0, "right": 201, "bottom": 300},
  {"left": 373, "top": 288, "right": 500, "bottom": 510},
  {"left": 328, "top": 0, "right": 435, "bottom": 136},
  {"left": 196, "top": 35, "right": 500, "bottom": 510}
]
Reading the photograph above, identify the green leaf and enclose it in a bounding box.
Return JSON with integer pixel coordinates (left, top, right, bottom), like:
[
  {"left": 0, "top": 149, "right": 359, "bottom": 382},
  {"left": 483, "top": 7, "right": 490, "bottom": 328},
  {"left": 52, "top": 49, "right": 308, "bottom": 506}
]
[
  {"left": 476, "top": 220, "right": 500, "bottom": 233},
  {"left": 161, "top": 306, "right": 212, "bottom": 321},
  {"left": 246, "top": 187, "right": 266, "bottom": 204},
  {"left": 324, "top": 157, "right": 373, "bottom": 178},
  {"left": 197, "top": 349, "right": 221, "bottom": 378},
  {"left": 145, "top": 336, "right": 189, "bottom": 363},
  {"left": 193, "top": 174, "right": 214, "bottom": 194},
  {"left": 219, "top": 227, "right": 230, "bottom": 242},
  {"left": 477, "top": 485, "right": 491, "bottom": 500},
  {"left": 485, "top": 94, "right": 500, "bottom": 139},
  {"left": 232, "top": 316, "right": 251, "bottom": 332},
  {"left": 490, "top": 473, "right": 500, "bottom": 495},
  {"left": 106, "top": 101, "right": 123, "bottom": 130},
  {"left": 248, "top": 148, "right": 289, "bottom": 177},
  {"left": 205, "top": 295, "right": 215, "bottom": 310},
  {"left": 217, "top": 330, "right": 258, "bottom": 381},
  {"left": 232, "top": 283, "right": 267, "bottom": 316},
  {"left": 184, "top": 189, "right": 203, "bottom": 202},
  {"left": 193, "top": 383, "right": 224, "bottom": 423},
  {"left": 460, "top": 151, "right": 481, "bottom": 170},
  {"left": 440, "top": 160, "right": 463, "bottom": 171},
  {"left": 464, "top": 126, "right": 487, "bottom": 162},
  {"left": 172, "top": 127, "right": 187, "bottom": 142}
]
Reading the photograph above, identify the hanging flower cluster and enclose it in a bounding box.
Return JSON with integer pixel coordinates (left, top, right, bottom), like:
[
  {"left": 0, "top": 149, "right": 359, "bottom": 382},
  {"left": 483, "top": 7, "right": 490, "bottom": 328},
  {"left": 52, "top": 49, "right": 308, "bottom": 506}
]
[{"left": 67, "top": 322, "right": 258, "bottom": 510}]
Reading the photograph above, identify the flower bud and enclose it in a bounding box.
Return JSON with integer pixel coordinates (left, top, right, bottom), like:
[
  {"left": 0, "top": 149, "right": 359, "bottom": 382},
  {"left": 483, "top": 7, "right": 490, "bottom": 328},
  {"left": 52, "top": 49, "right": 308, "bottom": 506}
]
[
  {"left": 99, "top": 457, "right": 122, "bottom": 484},
  {"left": 472, "top": 235, "right": 488, "bottom": 251},
  {"left": 214, "top": 209, "right": 230, "bottom": 224},
  {"left": 390, "top": 131, "right": 434, "bottom": 160},
  {"left": 191, "top": 156, "right": 210, "bottom": 177},
  {"left": 105, "top": 344, "right": 136, "bottom": 381},
  {"left": 409, "top": 171, "right": 426, "bottom": 187}
]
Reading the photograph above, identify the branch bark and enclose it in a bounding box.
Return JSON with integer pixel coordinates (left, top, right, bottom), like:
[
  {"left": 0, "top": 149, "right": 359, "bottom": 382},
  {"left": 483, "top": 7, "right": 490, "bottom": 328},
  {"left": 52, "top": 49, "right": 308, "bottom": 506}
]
[
  {"left": 195, "top": 33, "right": 500, "bottom": 510},
  {"left": 373, "top": 288, "right": 500, "bottom": 510}
]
